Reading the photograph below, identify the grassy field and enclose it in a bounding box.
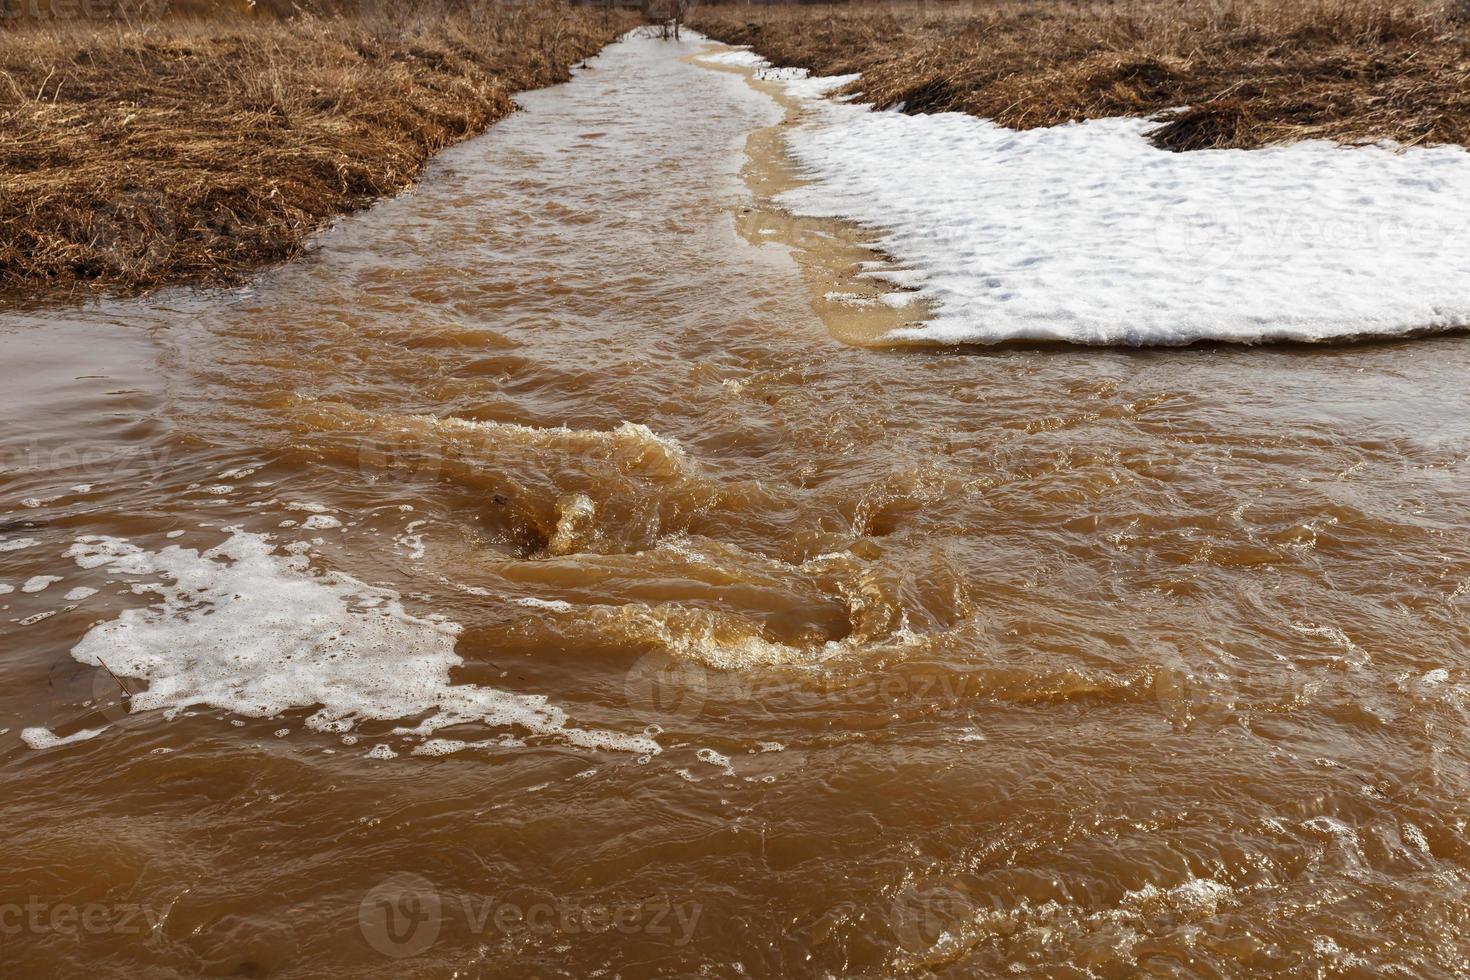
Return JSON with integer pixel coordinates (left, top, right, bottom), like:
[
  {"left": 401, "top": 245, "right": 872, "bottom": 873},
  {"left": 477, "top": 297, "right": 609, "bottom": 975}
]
[
  {"left": 0, "top": 1, "right": 635, "bottom": 297},
  {"left": 689, "top": 0, "right": 1470, "bottom": 152}
]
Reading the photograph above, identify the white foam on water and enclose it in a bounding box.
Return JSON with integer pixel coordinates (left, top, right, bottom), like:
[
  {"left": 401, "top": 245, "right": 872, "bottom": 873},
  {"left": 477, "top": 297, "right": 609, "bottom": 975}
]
[
  {"left": 413, "top": 738, "right": 467, "bottom": 757},
  {"left": 21, "top": 530, "right": 659, "bottom": 756},
  {"left": 0, "top": 537, "right": 39, "bottom": 552},
  {"left": 63, "top": 586, "right": 98, "bottom": 602},
  {"left": 722, "top": 45, "right": 1470, "bottom": 345},
  {"left": 696, "top": 746, "right": 735, "bottom": 775},
  {"left": 21, "top": 575, "right": 61, "bottom": 593},
  {"left": 21, "top": 726, "right": 105, "bottom": 750},
  {"left": 395, "top": 519, "right": 428, "bottom": 560},
  {"left": 301, "top": 515, "right": 342, "bottom": 530},
  {"left": 514, "top": 597, "right": 574, "bottom": 613}
]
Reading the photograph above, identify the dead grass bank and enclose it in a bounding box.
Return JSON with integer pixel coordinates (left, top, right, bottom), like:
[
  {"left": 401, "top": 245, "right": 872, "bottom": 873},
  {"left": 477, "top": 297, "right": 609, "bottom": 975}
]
[
  {"left": 690, "top": 0, "right": 1470, "bottom": 152},
  {"left": 0, "top": 2, "right": 635, "bottom": 297}
]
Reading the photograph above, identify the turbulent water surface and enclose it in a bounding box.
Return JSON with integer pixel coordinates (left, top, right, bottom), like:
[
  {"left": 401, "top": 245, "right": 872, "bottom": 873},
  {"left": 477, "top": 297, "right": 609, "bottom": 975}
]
[{"left": 5, "top": 34, "right": 1470, "bottom": 979}]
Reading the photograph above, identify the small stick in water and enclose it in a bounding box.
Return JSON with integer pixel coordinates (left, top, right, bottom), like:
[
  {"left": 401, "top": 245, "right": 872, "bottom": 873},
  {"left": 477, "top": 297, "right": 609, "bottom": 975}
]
[{"left": 96, "top": 657, "right": 132, "bottom": 699}]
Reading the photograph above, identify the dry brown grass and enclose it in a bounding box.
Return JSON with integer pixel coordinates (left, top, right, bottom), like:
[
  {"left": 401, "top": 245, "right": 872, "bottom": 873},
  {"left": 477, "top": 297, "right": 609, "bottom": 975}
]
[
  {"left": 690, "top": 0, "right": 1470, "bottom": 152},
  {"left": 0, "top": 1, "right": 635, "bottom": 297}
]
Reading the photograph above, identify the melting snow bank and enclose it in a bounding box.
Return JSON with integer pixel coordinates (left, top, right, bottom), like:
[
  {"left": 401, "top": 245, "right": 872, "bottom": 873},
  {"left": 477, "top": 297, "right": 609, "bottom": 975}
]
[
  {"left": 21, "top": 531, "right": 658, "bottom": 756},
  {"left": 712, "top": 47, "right": 1470, "bottom": 345}
]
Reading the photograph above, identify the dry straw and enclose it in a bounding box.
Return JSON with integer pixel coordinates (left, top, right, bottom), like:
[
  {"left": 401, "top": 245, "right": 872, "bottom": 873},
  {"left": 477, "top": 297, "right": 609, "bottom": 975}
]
[
  {"left": 0, "top": 0, "right": 634, "bottom": 297},
  {"left": 691, "top": 0, "right": 1470, "bottom": 152}
]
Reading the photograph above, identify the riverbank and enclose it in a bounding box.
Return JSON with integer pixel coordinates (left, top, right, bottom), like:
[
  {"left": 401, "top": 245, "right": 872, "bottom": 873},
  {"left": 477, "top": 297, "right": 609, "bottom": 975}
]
[
  {"left": 690, "top": 0, "right": 1470, "bottom": 152},
  {"left": 0, "top": 2, "right": 634, "bottom": 297},
  {"left": 693, "top": 36, "right": 1470, "bottom": 346}
]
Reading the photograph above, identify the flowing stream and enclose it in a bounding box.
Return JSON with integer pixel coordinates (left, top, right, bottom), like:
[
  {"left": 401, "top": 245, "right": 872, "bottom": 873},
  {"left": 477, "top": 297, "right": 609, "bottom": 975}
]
[{"left": 4, "top": 33, "right": 1470, "bottom": 978}]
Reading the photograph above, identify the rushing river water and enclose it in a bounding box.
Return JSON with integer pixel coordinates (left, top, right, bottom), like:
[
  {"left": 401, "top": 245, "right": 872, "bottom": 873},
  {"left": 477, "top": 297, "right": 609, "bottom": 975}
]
[{"left": 5, "top": 33, "right": 1470, "bottom": 979}]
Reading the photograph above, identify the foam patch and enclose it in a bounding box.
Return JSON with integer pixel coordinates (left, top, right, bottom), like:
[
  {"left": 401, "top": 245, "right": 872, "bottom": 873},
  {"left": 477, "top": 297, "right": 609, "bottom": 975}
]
[{"left": 23, "top": 531, "right": 658, "bottom": 756}]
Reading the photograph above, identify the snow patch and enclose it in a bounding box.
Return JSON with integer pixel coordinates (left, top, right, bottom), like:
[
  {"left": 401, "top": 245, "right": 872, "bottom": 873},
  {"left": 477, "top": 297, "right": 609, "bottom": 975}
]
[
  {"left": 742, "top": 51, "right": 1470, "bottom": 345},
  {"left": 699, "top": 48, "right": 766, "bottom": 68}
]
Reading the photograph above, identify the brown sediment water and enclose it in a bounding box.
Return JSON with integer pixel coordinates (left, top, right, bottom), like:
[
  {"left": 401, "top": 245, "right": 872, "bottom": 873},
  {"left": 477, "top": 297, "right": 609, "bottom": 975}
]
[{"left": 4, "top": 33, "right": 1470, "bottom": 979}]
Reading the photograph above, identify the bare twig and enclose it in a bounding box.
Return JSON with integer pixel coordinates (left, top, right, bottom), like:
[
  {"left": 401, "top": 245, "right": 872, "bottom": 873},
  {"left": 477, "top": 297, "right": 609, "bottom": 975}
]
[{"left": 95, "top": 657, "right": 133, "bottom": 698}]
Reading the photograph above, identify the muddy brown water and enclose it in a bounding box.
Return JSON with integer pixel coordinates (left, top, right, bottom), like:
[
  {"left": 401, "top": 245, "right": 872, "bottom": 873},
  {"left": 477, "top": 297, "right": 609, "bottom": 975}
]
[{"left": 4, "top": 34, "right": 1470, "bottom": 979}]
